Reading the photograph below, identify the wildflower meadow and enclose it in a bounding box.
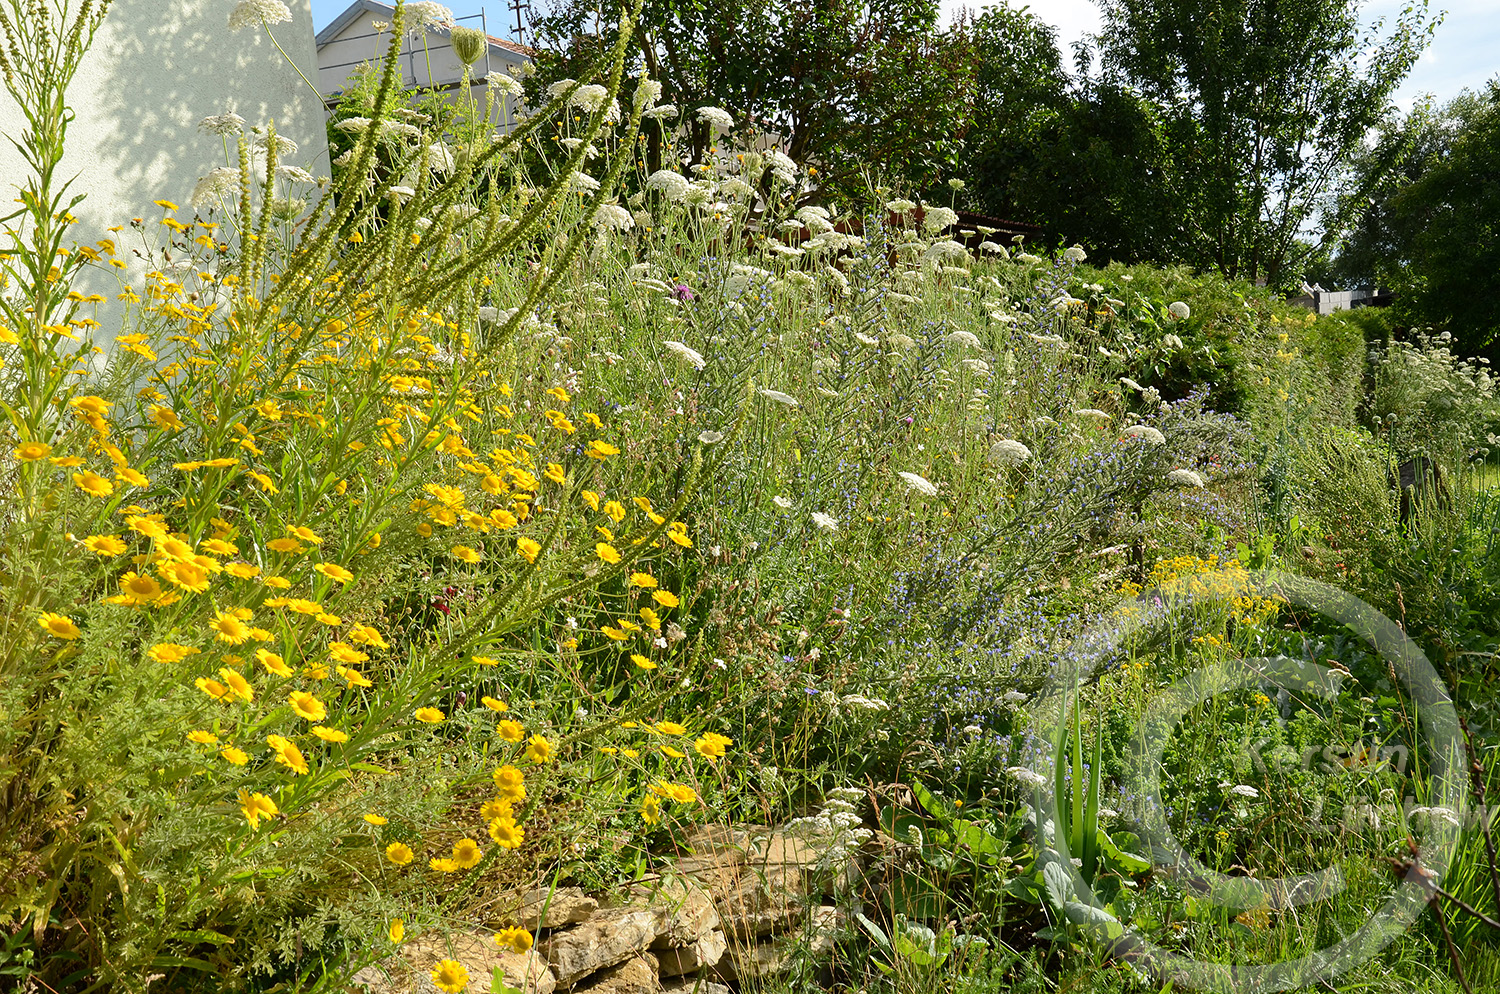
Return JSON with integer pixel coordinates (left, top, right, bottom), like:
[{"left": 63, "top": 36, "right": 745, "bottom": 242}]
[{"left": 2, "top": 2, "right": 1499, "bottom": 993}]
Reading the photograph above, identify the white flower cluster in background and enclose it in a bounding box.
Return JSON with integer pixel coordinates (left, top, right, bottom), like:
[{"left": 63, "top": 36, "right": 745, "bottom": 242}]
[{"left": 785, "top": 787, "right": 873, "bottom": 868}]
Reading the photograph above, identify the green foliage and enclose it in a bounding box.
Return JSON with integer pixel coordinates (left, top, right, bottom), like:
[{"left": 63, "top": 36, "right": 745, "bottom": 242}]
[
  {"left": 1336, "top": 81, "right": 1500, "bottom": 357},
  {"left": 1086, "top": 0, "right": 1438, "bottom": 286},
  {"left": 526, "top": 0, "right": 977, "bottom": 195},
  {"left": 1, "top": 2, "right": 1498, "bottom": 992}
]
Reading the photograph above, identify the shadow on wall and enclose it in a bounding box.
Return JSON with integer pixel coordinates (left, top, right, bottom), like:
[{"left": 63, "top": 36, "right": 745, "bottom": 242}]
[{"left": 0, "top": 0, "right": 329, "bottom": 328}]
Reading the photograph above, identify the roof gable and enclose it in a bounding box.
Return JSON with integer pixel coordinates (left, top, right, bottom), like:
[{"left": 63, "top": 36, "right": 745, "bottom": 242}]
[{"left": 316, "top": 0, "right": 532, "bottom": 58}]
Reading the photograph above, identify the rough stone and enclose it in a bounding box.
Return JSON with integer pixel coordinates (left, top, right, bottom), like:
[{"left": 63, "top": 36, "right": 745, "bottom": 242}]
[
  {"left": 654, "top": 930, "right": 728, "bottom": 977},
  {"left": 353, "top": 934, "right": 556, "bottom": 994},
  {"left": 660, "top": 979, "right": 731, "bottom": 994},
  {"left": 574, "top": 953, "right": 660, "bottom": 994},
  {"left": 542, "top": 907, "right": 664, "bottom": 986},
  {"left": 496, "top": 886, "right": 599, "bottom": 930},
  {"left": 631, "top": 878, "right": 720, "bottom": 947},
  {"left": 710, "top": 907, "right": 842, "bottom": 984},
  {"left": 711, "top": 937, "right": 793, "bottom": 984}
]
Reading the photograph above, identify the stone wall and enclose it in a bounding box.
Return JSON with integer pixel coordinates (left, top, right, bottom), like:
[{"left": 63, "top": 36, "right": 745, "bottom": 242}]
[{"left": 356, "top": 825, "right": 854, "bottom": 994}]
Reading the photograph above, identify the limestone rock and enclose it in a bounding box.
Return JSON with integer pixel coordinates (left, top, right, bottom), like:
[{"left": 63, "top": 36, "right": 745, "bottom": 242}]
[
  {"left": 355, "top": 934, "right": 556, "bottom": 994},
  {"left": 711, "top": 937, "right": 793, "bottom": 984},
  {"left": 496, "top": 886, "right": 599, "bottom": 930},
  {"left": 542, "top": 907, "right": 664, "bottom": 986},
  {"left": 710, "top": 907, "right": 842, "bottom": 984},
  {"left": 661, "top": 979, "right": 731, "bottom": 994},
  {"left": 655, "top": 930, "right": 728, "bottom": 977},
  {"left": 630, "top": 878, "right": 720, "bottom": 947},
  {"left": 574, "top": 954, "right": 660, "bottom": 994}
]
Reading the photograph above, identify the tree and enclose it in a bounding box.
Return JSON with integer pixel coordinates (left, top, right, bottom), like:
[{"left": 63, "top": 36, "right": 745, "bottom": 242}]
[
  {"left": 527, "top": 0, "right": 977, "bottom": 193},
  {"left": 1092, "top": 0, "right": 1438, "bottom": 287},
  {"left": 1340, "top": 82, "right": 1500, "bottom": 356}
]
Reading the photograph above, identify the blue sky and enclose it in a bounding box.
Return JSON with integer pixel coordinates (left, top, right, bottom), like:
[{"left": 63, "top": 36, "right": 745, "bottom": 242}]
[{"left": 308, "top": 0, "right": 1499, "bottom": 107}]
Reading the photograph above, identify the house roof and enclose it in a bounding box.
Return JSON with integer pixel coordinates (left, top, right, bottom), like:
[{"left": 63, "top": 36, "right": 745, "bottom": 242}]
[{"left": 315, "top": 0, "right": 532, "bottom": 58}]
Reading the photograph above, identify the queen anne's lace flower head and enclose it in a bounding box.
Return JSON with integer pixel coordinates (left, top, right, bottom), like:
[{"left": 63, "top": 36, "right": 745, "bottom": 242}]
[
  {"left": 199, "top": 111, "right": 246, "bottom": 135},
  {"left": 486, "top": 72, "right": 523, "bottom": 96},
  {"left": 189, "top": 167, "right": 241, "bottom": 209},
  {"left": 406, "top": 1, "right": 455, "bottom": 28},
  {"left": 228, "top": 0, "right": 291, "bottom": 30},
  {"left": 1167, "top": 468, "right": 1205, "bottom": 488},
  {"left": 987, "top": 439, "right": 1031, "bottom": 467},
  {"left": 897, "top": 471, "right": 938, "bottom": 496},
  {"left": 758, "top": 388, "right": 799, "bottom": 407},
  {"left": 593, "top": 204, "right": 634, "bottom": 231},
  {"left": 921, "top": 205, "right": 958, "bottom": 233},
  {"left": 634, "top": 77, "right": 663, "bottom": 109},
  {"left": 1122, "top": 424, "right": 1166, "bottom": 445},
  {"left": 696, "top": 106, "right": 734, "bottom": 132},
  {"left": 663, "top": 341, "right": 705, "bottom": 370},
  {"left": 646, "top": 169, "right": 690, "bottom": 201},
  {"left": 570, "top": 84, "right": 610, "bottom": 113}
]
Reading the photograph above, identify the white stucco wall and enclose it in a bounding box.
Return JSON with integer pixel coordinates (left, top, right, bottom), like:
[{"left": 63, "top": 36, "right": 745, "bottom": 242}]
[{"left": 0, "top": 0, "right": 329, "bottom": 328}]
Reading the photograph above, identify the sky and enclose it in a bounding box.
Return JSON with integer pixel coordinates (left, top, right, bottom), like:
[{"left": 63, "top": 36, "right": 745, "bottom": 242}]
[{"left": 308, "top": 0, "right": 1500, "bottom": 108}]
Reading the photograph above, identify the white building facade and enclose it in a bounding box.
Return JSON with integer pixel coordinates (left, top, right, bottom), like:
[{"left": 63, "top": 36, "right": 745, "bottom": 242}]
[{"left": 316, "top": 0, "right": 531, "bottom": 129}]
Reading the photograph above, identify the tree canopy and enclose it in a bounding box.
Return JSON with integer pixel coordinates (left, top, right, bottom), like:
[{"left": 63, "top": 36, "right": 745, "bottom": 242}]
[
  {"left": 527, "top": 0, "right": 977, "bottom": 193},
  {"left": 1090, "top": 0, "right": 1438, "bottom": 287}
]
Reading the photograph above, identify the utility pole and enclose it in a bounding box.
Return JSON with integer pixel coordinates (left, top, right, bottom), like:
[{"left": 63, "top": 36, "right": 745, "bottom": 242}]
[{"left": 508, "top": 0, "right": 532, "bottom": 48}]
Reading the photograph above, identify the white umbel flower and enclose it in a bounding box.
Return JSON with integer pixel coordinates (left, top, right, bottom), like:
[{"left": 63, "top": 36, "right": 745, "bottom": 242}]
[
  {"left": 566, "top": 172, "right": 600, "bottom": 193},
  {"left": 276, "top": 164, "right": 316, "bottom": 184},
  {"left": 643, "top": 103, "right": 678, "bottom": 120},
  {"left": 772, "top": 496, "right": 793, "bottom": 510},
  {"left": 810, "top": 512, "right": 838, "bottom": 532},
  {"left": 1073, "top": 408, "right": 1111, "bottom": 423},
  {"left": 1122, "top": 425, "right": 1166, "bottom": 445},
  {"left": 885, "top": 198, "right": 916, "bottom": 213},
  {"left": 228, "top": 0, "right": 291, "bottom": 30},
  {"left": 696, "top": 106, "right": 734, "bottom": 131},
  {"left": 199, "top": 111, "right": 246, "bottom": 135},
  {"left": 570, "top": 84, "right": 610, "bottom": 113},
  {"left": 921, "top": 205, "right": 958, "bottom": 233},
  {"left": 485, "top": 72, "right": 523, "bottom": 96},
  {"left": 663, "top": 340, "right": 706, "bottom": 370},
  {"left": 1167, "top": 468, "right": 1205, "bottom": 488},
  {"left": 1007, "top": 767, "right": 1047, "bottom": 788},
  {"left": 759, "top": 388, "right": 799, "bottom": 407},
  {"left": 945, "top": 330, "right": 981, "bottom": 348},
  {"left": 405, "top": 1, "right": 455, "bottom": 28},
  {"left": 1063, "top": 245, "right": 1088, "bottom": 263},
  {"left": 897, "top": 471, "right": 938, "bottom": 496},
  {"left": 634, "top": 77, "right": 663, "bottom": 108},
  {"left": 987, "top": 439, "right": 1031, "bottom": 467},
  {"left": 645, "top": 169, "right": 690, "bottom": 201},
  {"left": 1168, "top": 301, "right": 1191, "bottom": 320},
  {"left": 189, "top": 167, "right": 240, "bottom": 209},
  {"left": 593, "top": 204, "right": 634, "bottom": 230}
]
